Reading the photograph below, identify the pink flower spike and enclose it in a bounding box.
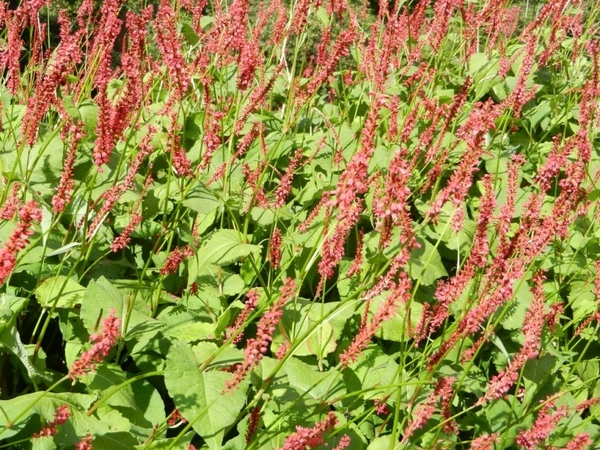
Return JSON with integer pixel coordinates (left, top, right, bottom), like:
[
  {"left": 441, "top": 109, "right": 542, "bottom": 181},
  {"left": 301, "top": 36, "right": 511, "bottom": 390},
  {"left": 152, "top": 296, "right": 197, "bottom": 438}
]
[
  {"left": 75, "top": 434, "right": 94, "bottom": 450},
  {"left": 0, "top": 200, "right": 41, "bottom": 286},
  {"left": 225, "top": 279, "right": 296, "bottom": 392},
  {"left": 69, "top": 309, "right": 121, "bottom": 379},
  {"left": 34, "top": 404, "right": 70, "bottom": 438},
  {"left": 515, "top": 400, "right": 568, "bottom": 450},
  {"left": 279, "top": 412, "right": 338, "bottom": 450}
]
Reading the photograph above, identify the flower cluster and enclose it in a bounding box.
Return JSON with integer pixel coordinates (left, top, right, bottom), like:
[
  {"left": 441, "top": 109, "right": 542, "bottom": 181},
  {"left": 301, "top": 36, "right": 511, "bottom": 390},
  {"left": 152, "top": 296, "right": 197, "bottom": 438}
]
[
  {"left": 340, "top": 273, "right": 412, "bottom": 367},
  {"left": 401, "top": 377, "right": 455, "bottom": 443},
  {"left": 34, "top": 404, "right": 70, "bottom": 438},
  {"left": 245, "top": 406, "right": 261, "bottom": 443},
  {"left": 160, "top": 245, "right": 194, "bottom": 276},
  {"left": 75, "top": 435, "right": 94, "bottom": 450},
  {"left": 268, "top": 228, "right": 283, "bottom": 269},
  {"left": 0, "top": 201, "right": 41, "bottom": 286},
  {"left": 225, "top": 289, "right": 260, "bottom": 344},
  {"left": 279, "top": 412, "right": 338, "bottom": 450},
  {"left": 478, "top": 273, "right": 546, "bottom": 405},
  {"left": 225, "top": 278, "right": 296, "bottom": 391},
  {"left": 515, "top": 400, "right": 567, "bottom": 450},
  {"left": 0, "top": 182, "right": 21, "bottom": 220},
  {"left": 70, "top": 309, "right": 121, "bottom": 379}
]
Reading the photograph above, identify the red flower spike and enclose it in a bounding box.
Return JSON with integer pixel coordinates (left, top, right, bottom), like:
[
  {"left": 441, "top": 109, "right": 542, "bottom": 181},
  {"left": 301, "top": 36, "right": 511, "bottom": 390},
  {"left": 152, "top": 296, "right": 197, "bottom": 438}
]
[
  {"left": 34, "top": 404, "right": 70, "bottom": 438},
  {"left": 279, "top": 412, "right": 338, "bottom": 450},
  {"left": 225, "top": 279, "right": 296, "bottom": 392},
  {"left": 70, "top": 309, "right": 121, "bottom": 379},
  {"left": 75, "top": 434, "right": 94, "bottom": 450},
  {"left": 0, "top": 201, "right": 41, "bottom": 286}
]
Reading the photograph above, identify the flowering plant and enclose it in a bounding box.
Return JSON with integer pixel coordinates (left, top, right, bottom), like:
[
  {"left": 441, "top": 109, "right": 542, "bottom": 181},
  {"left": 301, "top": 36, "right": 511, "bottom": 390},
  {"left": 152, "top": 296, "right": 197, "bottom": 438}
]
[{"left": 1, "top": 0, "right": 600, "bottom": 448}]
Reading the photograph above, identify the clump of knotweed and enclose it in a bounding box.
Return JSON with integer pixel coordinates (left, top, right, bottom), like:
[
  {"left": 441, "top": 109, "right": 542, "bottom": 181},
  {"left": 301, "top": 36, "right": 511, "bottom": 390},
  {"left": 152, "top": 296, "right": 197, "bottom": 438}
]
[{"left": 2, "top": 0, "right": 600, "bottom": 448}]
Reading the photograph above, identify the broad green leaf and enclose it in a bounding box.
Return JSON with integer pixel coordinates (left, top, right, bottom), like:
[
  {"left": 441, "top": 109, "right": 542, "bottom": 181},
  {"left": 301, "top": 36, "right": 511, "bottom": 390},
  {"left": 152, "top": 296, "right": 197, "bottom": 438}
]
[
  {"left": 250, "top": 207, "right": 275, "bottom": 226},
  {"left": 90, "top": 432, "right": 140, "bottom": 450},
  {"left": 158, "top": 306, "right": 216, "bottom": 342},
  {"left": 591, "top": 383, "right": 600, "bottom": 418},
  {"left": 376, "top": 295, "right": 422, "bottom": 343},
  {"left": 347, "top": 347, "right": 401, "bottom": 401},
  {"left": 430, "top": 203, "right": 476, "bottom": 258},
  {"left": 183, "top": 181, "right": 221, "bottom": 214},
  {"left": 192, "top": 341, "right": 243, "bottom": 370},
  {"left": 45, "top": 242, "right": 82, "bottom": 257},
  {"left": 568, "top": 280, "right": 597, "bottom": 324},
  {"left": 523, "top": 354, "right": 556, "bottom": 383},
  {"left": 527, "top": 100, "right": 552, "bottom": 130},
  {"left": 0, "top": 321, "right": 44, "bottom": 381},
  {"left": 273, "top": 299, "right": 355, "bottom": 357},
  {"left": 79, "top": 100, "right": 98, "bottom": 135},
  {"left": 83, "top": 364, "right": 164, "bottom": 430},
  {"left": 164, "top": 341, "right": 247, "bottom": 450},
  {"left": 190, "top": 230, "right": 261, "bottom": 280},
  {"left": 36, "top": 276, "right": 85, "bottom": 309},
  {"left": 467, "top": 53, "right": 489, "bottom": 77},
  {"left": 30, "top": 134, "right": 65, "bottom": 185},
  {"left": 0, "top": 392, "right": 95, "bottom": 439},
  {"left": 180, "top": 22, "right": 199, "bottom": 45},
  {"left": 81, "top": 277, "right": 162, "bottom": 340},
  {"left": 366, "top": 435, "right": 399, "bottom": 449},
  {"left": 500, "top": 279, "right": 532, "bottom": 330},
  {"left": 32, "top": 436, "right": 54, "bottom": 450},
  {"left": 316, "top": 6, "right": 330, "bottom": 26},
  {"left": 61, "top": 95, "right": 81, "bottom": 121},
  {"left": 200, "top": 16, "right": 214, "bottom": 29},
  {"left": 408, "top": 237, "right": 448, "bottom": 286},
  {"left": 135, "top": 437, "right": 194, "bottom": 450},
  {"left": 483, "top": 395, "right": 526, "bottom": 436},
  {"left": 284, "top": 356, "right": 346, "bottom": 402}
]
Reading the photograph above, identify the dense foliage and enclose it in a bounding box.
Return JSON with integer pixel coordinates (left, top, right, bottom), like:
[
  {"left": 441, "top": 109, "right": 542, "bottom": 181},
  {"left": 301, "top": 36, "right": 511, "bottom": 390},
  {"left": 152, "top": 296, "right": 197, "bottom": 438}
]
[{"left": 1, "top": 0, "right": 600, "bottom": 449}]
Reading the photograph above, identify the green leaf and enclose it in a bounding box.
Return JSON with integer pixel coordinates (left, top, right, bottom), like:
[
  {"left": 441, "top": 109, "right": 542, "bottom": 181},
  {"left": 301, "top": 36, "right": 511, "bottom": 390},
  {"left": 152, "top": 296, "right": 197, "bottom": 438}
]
[
  {"left": 79, "top": 100, "right": 98, "bottom": 135},
  {"left": 274, "top": 300, "right": 355, "bottom": 357},
  {"left": 408, "top": 237, "right": 448, "bottom": 286},
  {"left": 35, "top": 276, "right": 85, "bottom": 309},
  {"left": 183, "top": 181, "right": 221, "bottom": 214},
  {"left": 347, "top": 347, "right": 401, "bottom": 401},
  {"left": 376, "top": 295, "right": 422, "bottom": 343},
  {"left": 500, "top": 279, "right": 532, "bottom": 330},
  {"left": 467, "top": 53, "right": 489, "bottom": 76},
  {"left": 250, "top": 207, "right": 275, "bottom": 226},
  {"left": 135, "top": 437, "right": 194, "bottom": 450},
  {"left": 0, "top": 294, "right": 45, "bottom": 381},
  {"left": 180, "top": 22, "right": 199, "bottom": 45},
  {"left": 190, "top": 230, "right": 261, "bottom": 280},
  {"left": 32, "top": 436, "right": 55, "bottom": 450},
  {"left": 157, "top": 306, "right": 216, "bottom": 342},
  {"left": 84, "top": 365, "right": 164, "bottom": 429},
  {"left": 0, "top": 325, "right": 44, "bottom": 382},
  {"left": 527, "top": 100, "right": 552, "bottom": 130},
  {"left": 284, "top": 357, "right": 346, "bottom": 402},
  {"left": 366, "top": 434, "right": 397, "bottom": 449},
  {"left": 91, "top": 432, "right": 140, "bottom": 450},
  {"left": 0, "top": 392, "right": 95, "bottom": 439},
  {"left": 523, "top": 354, "right": 556, "bottom": 383},
  {"left": 61, "top": 95, "right": 82, "bottom": 121},
  {"left": 164, "top": 341, "right": 247, "bottom": 450},
  {"left": 316, "top": 6, "right": 330, "bottom": 26},
  {"left": 568, "top": 280, "right": 597, "bottom": 324},
  {"left": 80, "top": 277, "right": 162, "bottom": 341}
]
